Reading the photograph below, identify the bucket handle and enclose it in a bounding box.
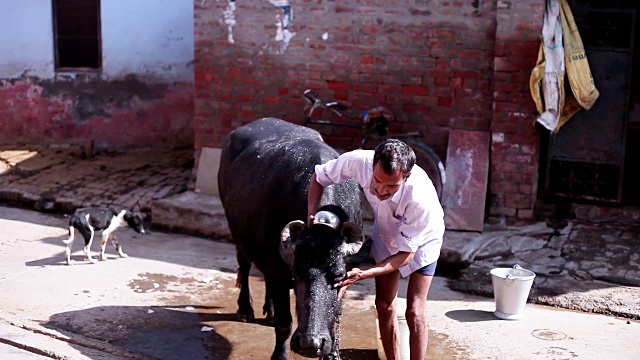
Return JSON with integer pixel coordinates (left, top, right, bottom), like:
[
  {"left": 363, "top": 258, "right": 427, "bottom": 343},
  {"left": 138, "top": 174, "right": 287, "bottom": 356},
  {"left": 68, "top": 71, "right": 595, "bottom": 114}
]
[
  {"left": 503, "top": 264, "right": 522, "bottom": 287},
  {"left": 504, "top": 273, "right": 514, "bottom": 287}
]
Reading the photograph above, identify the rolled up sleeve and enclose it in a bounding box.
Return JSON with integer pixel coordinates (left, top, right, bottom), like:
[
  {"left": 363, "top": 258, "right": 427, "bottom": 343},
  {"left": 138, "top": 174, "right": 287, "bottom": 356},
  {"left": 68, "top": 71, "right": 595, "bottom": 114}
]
[{"left": 314, "top": 150, "right": 370, "bottom": 187}]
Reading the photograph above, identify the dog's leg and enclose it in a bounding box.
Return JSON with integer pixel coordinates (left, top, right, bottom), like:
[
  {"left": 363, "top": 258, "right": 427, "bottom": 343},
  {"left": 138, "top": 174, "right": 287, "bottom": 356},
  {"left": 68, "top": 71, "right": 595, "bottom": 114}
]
[
  {"left": 81, "top": 227, "right": 97, "bottom": 264},
  {"left": 111, "top": 234, "right": 129, "bottom": 258},
  {"left": 99, "top": 231, "right": 110, "bottom": 261},
  {"left": 65, "top": 226, "right": 76, "bottom": 266}
]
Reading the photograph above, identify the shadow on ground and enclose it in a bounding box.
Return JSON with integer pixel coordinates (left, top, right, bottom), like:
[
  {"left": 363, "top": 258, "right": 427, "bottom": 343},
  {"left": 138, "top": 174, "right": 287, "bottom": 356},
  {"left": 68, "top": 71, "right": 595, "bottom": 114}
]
[{"left": 44, "top": 305, "right": 231, "bottom": 360}]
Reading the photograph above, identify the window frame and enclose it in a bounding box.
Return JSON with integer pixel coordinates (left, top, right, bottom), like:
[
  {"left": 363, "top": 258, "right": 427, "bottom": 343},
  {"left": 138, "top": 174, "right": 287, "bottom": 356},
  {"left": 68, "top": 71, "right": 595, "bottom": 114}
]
[{"left": 52, "top": 0, "right": 102, "bottom": 72}]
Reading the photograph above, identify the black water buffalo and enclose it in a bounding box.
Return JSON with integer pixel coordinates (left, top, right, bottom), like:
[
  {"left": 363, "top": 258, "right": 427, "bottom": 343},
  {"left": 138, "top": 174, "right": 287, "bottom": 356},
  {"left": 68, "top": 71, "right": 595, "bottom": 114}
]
[{"left": 218, "top": 117, "right": 365, "bottom": 359}]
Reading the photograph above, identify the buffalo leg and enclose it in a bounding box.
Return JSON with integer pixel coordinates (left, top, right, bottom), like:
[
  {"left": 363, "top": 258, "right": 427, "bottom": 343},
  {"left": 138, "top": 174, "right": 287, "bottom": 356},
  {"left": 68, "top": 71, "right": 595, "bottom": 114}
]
[
  {"left": 270, "top": 280, "right": 292, "bottom": 360},
  {"left": 263, "top": 282, "right": 275, "bottom": 325},
  {"left": 236, "top": 250, "right": 255, "bottom": 322}
]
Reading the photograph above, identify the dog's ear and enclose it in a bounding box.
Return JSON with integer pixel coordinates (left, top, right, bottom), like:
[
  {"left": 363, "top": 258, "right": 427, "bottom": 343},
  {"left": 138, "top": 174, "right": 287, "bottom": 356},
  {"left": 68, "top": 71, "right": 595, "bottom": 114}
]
[{"left": 130, "top": 203, "right": 141, "bottom": 213}]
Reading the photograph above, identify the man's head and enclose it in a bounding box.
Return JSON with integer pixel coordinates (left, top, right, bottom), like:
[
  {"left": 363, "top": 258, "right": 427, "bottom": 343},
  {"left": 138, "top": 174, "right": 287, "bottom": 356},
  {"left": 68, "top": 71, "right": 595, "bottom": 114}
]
[{"left": 370, "top": 139, "right": 415, "bottom": 201}]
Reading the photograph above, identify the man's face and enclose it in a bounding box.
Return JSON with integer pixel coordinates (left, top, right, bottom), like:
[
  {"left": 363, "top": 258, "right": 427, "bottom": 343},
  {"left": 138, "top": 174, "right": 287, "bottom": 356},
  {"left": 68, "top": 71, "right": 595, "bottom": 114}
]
[{"left": 370, "top": 163, "right": 408, "bottom": 201}]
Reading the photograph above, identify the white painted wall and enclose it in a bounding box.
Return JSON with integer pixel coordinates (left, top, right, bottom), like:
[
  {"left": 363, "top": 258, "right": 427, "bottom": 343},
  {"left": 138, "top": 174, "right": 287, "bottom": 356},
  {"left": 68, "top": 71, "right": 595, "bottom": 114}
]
[
  {"left": 102, "top": 0, "right": 194, "bottom": 83},
  {"left": 0, "top": 0, "right": 194, "bottom": 83},
  {"left": 0, "top": 1, "right": 54, "bottom": 78}
]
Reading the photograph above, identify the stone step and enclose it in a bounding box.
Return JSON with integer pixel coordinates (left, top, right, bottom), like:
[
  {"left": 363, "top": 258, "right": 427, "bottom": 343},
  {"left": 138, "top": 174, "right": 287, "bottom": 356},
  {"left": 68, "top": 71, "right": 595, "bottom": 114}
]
[{"left": 150, "top": 191, "right": 231, "bottom": 241}]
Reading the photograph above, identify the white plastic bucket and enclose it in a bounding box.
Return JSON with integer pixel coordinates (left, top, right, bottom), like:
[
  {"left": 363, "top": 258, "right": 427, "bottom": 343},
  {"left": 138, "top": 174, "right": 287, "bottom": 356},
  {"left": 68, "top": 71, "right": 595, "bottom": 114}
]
[
  {"left": 490, "top": 264, "right": 536, "bottom": 320},
  {"left": 374, "top": 298, "right": 410, "bottom": 360}
]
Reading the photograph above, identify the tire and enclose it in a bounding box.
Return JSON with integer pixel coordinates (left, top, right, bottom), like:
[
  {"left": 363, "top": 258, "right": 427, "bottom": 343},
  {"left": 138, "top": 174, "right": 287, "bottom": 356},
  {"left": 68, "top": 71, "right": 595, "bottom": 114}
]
[{"left": 404, "top": 138, "right": 446, "bottom": 201}]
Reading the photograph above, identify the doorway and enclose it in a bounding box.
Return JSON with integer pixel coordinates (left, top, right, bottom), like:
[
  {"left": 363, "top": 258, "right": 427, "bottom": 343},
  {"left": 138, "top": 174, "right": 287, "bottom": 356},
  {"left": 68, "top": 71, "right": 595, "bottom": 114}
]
[{"left": 540, "top": 0, "right": 640, "bottom": 206}]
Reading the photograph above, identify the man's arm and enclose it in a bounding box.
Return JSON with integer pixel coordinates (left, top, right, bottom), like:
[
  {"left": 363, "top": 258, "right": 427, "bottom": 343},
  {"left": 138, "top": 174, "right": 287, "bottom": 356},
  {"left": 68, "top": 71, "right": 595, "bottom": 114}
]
[
  {"left": 337, "top": 251, "right": 414, "bottom": 286},
  {"left": 335, "top": 251, "right": 414, "bottom": 298},
  {"left": 307, "top": 172, "right": 324, "bottom": 226}
]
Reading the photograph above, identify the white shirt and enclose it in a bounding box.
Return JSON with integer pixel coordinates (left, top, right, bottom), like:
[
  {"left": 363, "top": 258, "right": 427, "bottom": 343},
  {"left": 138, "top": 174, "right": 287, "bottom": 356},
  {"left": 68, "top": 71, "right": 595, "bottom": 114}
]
[{"left": 314, "top": 149, "right": 445, "bottom": 277}]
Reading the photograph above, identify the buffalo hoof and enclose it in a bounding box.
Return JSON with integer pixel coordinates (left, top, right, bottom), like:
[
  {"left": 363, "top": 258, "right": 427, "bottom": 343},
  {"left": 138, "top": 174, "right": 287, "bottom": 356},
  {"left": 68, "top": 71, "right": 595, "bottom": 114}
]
[
  {"left": 270, "top": 351, "right": 289, "bottom": 360},
  {"left": 321, "top": 353, "right": 340, "bottom": 360},
  {"left": 263, "top": 305, "right": 275, "bottom": 326},
  {"left": 236, "top": 309, "right": 255, "bottom": 323}
]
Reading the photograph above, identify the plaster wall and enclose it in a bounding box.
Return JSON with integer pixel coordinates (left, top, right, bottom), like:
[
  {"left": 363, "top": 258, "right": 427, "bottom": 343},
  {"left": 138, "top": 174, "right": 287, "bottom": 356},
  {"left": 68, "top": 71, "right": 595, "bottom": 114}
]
[
  {"left": 0, "top": 0, "right": 195, "bottom": 148},
  {"left": 0, "top": 1, "right": 54, "bottom": 78},
  {"left": 102, "top": 0, "right": 194, "bottom": 82}
]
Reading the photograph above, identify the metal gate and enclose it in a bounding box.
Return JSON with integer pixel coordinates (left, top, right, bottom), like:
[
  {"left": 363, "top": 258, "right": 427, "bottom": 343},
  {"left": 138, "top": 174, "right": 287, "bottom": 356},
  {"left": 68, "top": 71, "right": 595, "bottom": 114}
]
[{"left": 545, "top": 7, "right": 635, "bottom": 203}]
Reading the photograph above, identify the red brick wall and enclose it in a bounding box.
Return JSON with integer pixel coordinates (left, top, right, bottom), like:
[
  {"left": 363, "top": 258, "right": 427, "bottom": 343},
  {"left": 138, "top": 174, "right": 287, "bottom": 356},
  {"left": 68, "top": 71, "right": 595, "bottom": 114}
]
[
  {"left": 194, "top": 0, "right": 497, "bottom": 159},
  {"left": 194, "top": 0, "right": 545, "bottom": 220},
  {"left": 0, "top": 77, "right": 194, "bottom": 149},
  {"left": 489, "top": 0, "right": 543, "bottom": 219}
]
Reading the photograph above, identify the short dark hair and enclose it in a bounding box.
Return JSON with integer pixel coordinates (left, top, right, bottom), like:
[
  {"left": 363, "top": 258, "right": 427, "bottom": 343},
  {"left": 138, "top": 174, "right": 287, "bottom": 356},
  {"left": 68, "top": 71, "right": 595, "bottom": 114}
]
[{"left": 373, "top": 139, "right": 415, "bottom": 177}]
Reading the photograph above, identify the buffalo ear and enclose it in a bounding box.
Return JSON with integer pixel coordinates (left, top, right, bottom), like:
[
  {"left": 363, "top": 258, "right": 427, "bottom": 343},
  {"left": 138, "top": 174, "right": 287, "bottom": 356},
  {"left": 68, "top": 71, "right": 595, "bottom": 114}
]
[
  {"left": 345, "top": 239, "right": 374, "bottom": 269},
  {"left": 280, "top": 220, "right": 306, "bottom": 266},
  {"left": 339, "top": 222, "right": 364, "bottom": 256}
]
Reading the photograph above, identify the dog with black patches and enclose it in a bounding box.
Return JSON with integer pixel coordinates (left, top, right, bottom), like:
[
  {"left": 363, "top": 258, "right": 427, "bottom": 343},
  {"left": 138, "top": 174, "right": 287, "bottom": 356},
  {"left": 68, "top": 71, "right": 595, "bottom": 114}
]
[{"left": 64, "top": 207, "right": 146, "bottom": 265}]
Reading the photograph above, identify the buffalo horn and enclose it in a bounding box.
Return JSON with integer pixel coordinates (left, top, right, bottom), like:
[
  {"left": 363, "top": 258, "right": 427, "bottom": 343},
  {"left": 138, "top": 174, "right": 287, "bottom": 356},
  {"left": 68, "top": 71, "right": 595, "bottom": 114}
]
[{"left": 280, "top": 220, "right": 306, "bottom": 265}]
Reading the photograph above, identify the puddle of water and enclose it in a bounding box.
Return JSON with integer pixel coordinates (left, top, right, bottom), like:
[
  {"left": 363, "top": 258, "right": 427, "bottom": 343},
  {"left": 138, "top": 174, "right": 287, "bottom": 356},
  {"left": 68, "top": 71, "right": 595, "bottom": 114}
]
[
  {"left": 127, "top": 272, "right": 217, "bottom": 294},
  {"left": 338, "top": 308, "right": 469, "bottom": 360},
  {"left": 534, "top": 346, "right": 578, "bottom": 359},
  {"left": 532, "top": 328, "right": 568, "bottom": 341},
  {"left": 127, "top": 273, "right": 183, "bottom": 293},
  {"left": 191, "top": 275, "right": 470, "bottom": 359},
  {"left": 59, "top": 272, "right": 470, "bottom": 359}
]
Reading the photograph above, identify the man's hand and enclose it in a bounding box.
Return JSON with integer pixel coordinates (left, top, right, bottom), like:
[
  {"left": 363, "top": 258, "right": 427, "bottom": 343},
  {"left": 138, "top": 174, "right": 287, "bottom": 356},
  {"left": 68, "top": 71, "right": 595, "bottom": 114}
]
[
  {"left": 335, "top": 268, "right": 365, "bottom": 299},
  {"left": 307, "top": 214, "right": 315, "bottom": 227}
]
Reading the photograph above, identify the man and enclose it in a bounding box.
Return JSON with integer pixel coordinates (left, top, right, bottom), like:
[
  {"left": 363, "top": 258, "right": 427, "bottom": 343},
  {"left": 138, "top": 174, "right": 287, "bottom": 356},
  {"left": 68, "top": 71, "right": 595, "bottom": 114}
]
[{"left": 307, "top": 138, "right": 445, "bottom": 360}]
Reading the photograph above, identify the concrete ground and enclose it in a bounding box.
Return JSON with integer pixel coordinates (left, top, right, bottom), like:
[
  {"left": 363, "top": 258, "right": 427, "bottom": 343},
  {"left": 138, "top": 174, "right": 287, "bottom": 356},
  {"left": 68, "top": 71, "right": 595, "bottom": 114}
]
[{"left": 0, "top": 206, "right": 638, "bottom": 360}]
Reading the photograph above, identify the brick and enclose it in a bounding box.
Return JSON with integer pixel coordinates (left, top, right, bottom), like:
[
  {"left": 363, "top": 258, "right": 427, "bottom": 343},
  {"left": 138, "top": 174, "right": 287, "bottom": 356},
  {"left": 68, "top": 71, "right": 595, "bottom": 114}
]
[
  {"left": 437, "top": 97, "right": 452, "bottom": 107},
  {"left": 519, "top": 184, "right": 535, "bottom": 195},
  {"left": 450, "top": 77, "right": 463, "bottom": 88},
  {"left": 494, "top": 162, "right": 518, "bottom": 173},
  {"left": 510, "top": 42, "right": 539, "bottom": 58},
  {"left": 506, "top": 153, "right": 533, "bottom": 164},
  {"left": 361, "top": 54, "right": 375, "bottom": 64},
  {"left": 458, "top": 49, "right": 484, "bottom": 59},
  {"left": 521, "top": 144, "right": 537, "bottom": 154},
  {"left": 263, "top": 96, "right": 280, "bottom": 105},
  {"left": 492, "top": 122, "right": 520, "bottom": 133},
  {"left": 328, "top": 81, "right": 352, "bottom": 91},
  {"left": 517, "top": 209, "right": 535, "bottom": 219},
  {"left": 492, "top": 207, "right": 517, "bottom": 217},
  {"left": 434, "top": 77, "right": 449, "bottom": 87},
  {"left": 493, "top": 102, "right": 521, "bottom": 113},
  {"left": 359, "top": 26, "right": 382, "bottom": 35},
  {"left": 435, "top": 28, "right": 457, "bottom": 39},
  {"left": 491, "top": 180, "right": 518, "bottom": 193},
  {"left": 401, "top": 85, "right": 429, "bottom": 96},
  {"left": 494, "top": 81, "right": 522, "bottom": 92},
  {"left": 505, "top": 193, "right": 534, "bottom": 208},
  {"left": 377, "top": 84, "right": 402, "bottom": 94},
  {"left": 494, "top": 57, "right": 524, "bottom": 72}
]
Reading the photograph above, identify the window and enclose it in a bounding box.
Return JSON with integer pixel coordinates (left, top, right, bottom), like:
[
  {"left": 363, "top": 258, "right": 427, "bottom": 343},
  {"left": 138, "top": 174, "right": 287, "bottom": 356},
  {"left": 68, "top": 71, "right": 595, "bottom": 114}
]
[{"left": 53, "top": 0, "right": 101, "bottom": 70}]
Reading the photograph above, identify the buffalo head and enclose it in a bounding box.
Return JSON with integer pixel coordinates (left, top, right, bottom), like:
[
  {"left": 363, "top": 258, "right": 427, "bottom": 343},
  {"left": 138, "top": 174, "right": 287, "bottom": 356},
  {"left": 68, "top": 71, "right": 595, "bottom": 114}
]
[{"left": 279, "top": 208, "right": 365, "bottom": 359}]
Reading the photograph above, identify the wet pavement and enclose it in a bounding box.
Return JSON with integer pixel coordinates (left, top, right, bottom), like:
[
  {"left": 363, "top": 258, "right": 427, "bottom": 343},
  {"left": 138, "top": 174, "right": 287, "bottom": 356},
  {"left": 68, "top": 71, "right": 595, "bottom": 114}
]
[
  {"left": 1, "top": 143, "right": 640, "bottom": 358},
  {"left": 0, "top": 206, "right": 638, "bottom": 360}
]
